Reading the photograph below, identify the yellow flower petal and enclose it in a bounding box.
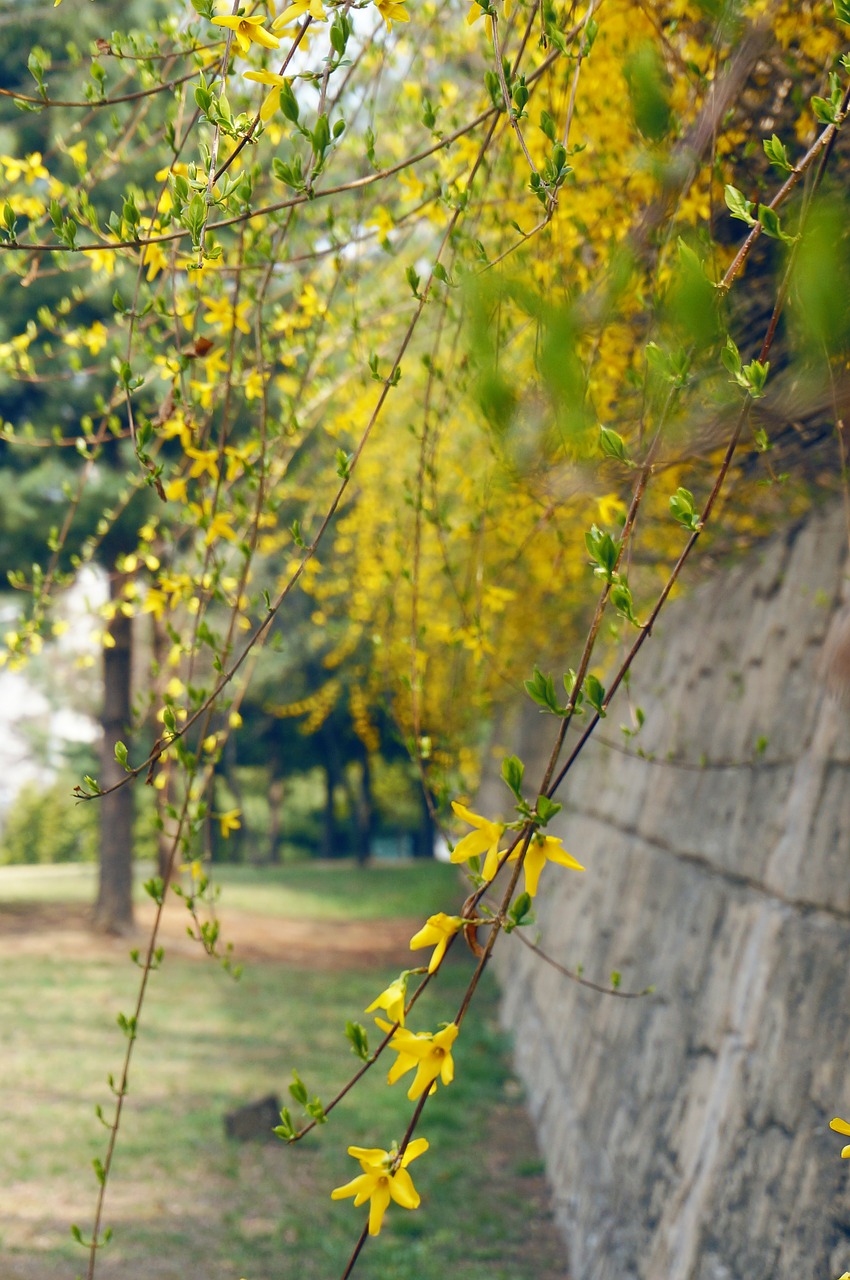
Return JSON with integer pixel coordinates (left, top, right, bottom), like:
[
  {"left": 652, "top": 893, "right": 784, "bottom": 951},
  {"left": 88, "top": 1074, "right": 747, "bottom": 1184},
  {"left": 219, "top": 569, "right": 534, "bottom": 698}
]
[
  {"left": 368, "top": 1180, "right": 391, "bottom": 1235},
  {"left": 389, "top": 1167, "right": 419, "bottom": 1208}
]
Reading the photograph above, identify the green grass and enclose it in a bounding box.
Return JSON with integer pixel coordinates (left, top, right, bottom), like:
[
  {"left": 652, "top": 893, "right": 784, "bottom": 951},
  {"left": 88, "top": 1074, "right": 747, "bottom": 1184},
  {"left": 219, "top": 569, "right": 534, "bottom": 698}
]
[
  {"left": 0, "top": 859, "right": 461, "bottom": 919},
  {"left": 0, "top": 860, "right": 101, "bottom": 903},
  {"left": 1, "top": 864, "right": 563, "bottom": 1280},
  {"left": 210, "top": 860, "right": 462, "bottom": 920}
]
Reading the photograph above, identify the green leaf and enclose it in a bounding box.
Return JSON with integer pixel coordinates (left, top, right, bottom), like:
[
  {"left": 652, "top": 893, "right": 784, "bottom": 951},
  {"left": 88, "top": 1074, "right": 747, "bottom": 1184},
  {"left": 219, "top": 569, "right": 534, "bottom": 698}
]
[
  {"left": 194, "top": 82, "right": 212, "bottom": 113},
  {"left": 599, "top": 425, "right": 628, "bottom": 462},
  {"left": 585, "top": 524, "right": 620, "bottom": 579},
  {"left": 345, "top": 1020, "right": 370, "bottom": 1061},
  {"left": 143, "top": 876, "right": 165, "bottom": 906},
  {"left": 669, "top": 486, "right": 700, "bottom": 531},
  {"left": 721, "top": 335, "right": 742, "bottom": 376},
  {"left": 836, "top": 0, "right": 850, "bottom": 23},
  {"left": 812, "top": 95, "right": 837, "bottom": 125},
  {"left": 563, "top": 669, "right": 585, "bottom": 712},
  {"left": 185, "top": 193, "right": 206, "bottom": 247},
  {"left": 724, "top": 184, "right": 756, "bottom": 225},
  {"left": 501, "top": 754, "right": 525, "bottom": 798},
  {"left": 524, "top": 666, "right": 566, "bottom": 716},
  {"left": 306, "top": 1096, "right": 326, "bottom": 1123},
  {"left": 757, "top": 204, "right": 796, "bottom": 244},
  {"left": 289, "top": 1071, "right": 308, "bottom": 1106},
  {"left": 311, "top": 114, "right": 331, "bottom": 158},
  {"left": 742, "top": 358, "right": 770, "bottom": 398},
  {"left": 583, "top": 674, "right": 606, "bottom": 716},
  {"left": 116, "top": 1011, "right": 137, "bottom": 1038},
  {"left": 273, "top": 1107, "right": 295, "bottom": 1140},
  {"left": 536, "top": 795, "right": 562, "bottom": 825},
  {"left": 504, "top": 891, "right": 535, "bottom": 932},
  {"left": 763, "top": 133, "right": 793, "bottom": 172},
  {"left": 610, "top": 581, "right": 639, "bottom": 625},
  {"left": 539, "top": 109, "right": 556, "bottom": 142}
]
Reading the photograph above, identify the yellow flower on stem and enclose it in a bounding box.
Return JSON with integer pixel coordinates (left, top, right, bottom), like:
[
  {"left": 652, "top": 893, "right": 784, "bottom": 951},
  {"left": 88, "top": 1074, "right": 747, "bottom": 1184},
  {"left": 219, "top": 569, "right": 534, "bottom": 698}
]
[
  {"left": 218, "top": 808, "right": 242, "bottom": 838},
  {"left": 211, "top": 14, "right": 280, "bottom": 54},
  {"left": 449, "top": 801, "right": 505, "bottom": 880},
  {"left": 1, "top": 152, "right": 49, "bottom": 184},
  {"left": 365, "top": 972, "right": 409, "bottom": 1025},
  {"left": 202, "top": 294, "right": 252, "bottom": 334},
  {"left": 384, "top": 1023, "right": 458, "bottom": 1099},
  {"left": 508, "top": 832, "right": 584, "bottom": 898},
  {"left": 331, "top": 1138, "right": 428, "bottom": 1236},
  {"left": 244, "top": 70, "right": 290, "bottom": 123},
  {"left": 466, "top": 0, "right": 509, "bottom": 21},
  {"left": 830, "top": 1117, "right": 850, "bottom": 1157},
  {"left": 375, "top": 0, "right": 410, "bottom": 30},
  {"left": 409, "top": 913, "right": 464, "bottom": 973},
  {"left": 272, "top": 0, "right": 327, "bottom": 30}
]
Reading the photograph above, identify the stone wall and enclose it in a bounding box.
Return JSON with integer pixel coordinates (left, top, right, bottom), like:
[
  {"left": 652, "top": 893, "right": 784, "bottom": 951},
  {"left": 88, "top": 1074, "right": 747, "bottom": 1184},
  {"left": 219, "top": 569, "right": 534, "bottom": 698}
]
[{"left": 492, "top": 501, "right": 850, "bottom": 1279}]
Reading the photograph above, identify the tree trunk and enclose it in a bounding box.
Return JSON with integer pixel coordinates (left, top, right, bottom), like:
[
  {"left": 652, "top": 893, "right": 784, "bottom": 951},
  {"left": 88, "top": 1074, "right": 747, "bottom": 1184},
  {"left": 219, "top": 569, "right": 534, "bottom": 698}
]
[
  {"left": 354, "top": 751, "right": 373, "bottom": 866},
  {"left": 94, "top": 573, "right": 134, "bottom": 933},
  {"left": 413, "top": 781, "right": 435, "bottom": 859},
  {"left": 319, "top": 727, "right": 342, "bottom": 859},
  {"left": 151, "top": 610, "right": 175, "bottom": 888},
  {"left": 320, "top": 759, "right": 338, "bottom": 858},
  {"left": 267, "top": 770, "right": 284, "bottom": 865}
]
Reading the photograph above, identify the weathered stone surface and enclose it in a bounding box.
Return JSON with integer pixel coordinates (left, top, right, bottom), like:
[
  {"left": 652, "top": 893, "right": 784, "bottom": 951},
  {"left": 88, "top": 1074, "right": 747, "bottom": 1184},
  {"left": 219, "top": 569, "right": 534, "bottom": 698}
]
[{"left": 492, "top": 502, "right": 850, "bottom": 1279}]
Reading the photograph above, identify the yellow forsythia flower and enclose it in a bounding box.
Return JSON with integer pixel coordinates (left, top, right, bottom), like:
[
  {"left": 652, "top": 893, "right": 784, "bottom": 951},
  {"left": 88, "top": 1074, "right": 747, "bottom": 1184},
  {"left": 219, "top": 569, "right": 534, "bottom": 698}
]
[
  {"left": 508, "top": 831, "right": 584, "bottom": 898},
  {"left": 218, "top": 809, "right": 242, "bottom": 838},
  {"left": 211, "top": 15, "right": 279, "bottom": 53},
  {"left": 375, "top": 0, "right": 410, "bottom": 30},
  {"left": 449, "top": 801, "right": 505, "bottom": 880},
  {"left": 382, "top": 1022, "right": 458, "bottom": 1100},
  {"left": 409, "top": 913, "right": 464, "bottom": 972},
  {"left": 273, "top": 0, "right": 327, "bottom": 29},
  {"left": 331, "top": 1138, "right": 428, "bottom": 1236},
  {"left": 365, "top": 973, "right": 409, "bottom": 1025}
]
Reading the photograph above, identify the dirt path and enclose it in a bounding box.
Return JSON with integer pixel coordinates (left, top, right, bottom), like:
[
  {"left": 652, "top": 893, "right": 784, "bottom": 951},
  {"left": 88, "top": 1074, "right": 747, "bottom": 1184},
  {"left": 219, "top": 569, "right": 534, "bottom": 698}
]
[{"left": 0, "top": 899, "right": 422, "bottom": 967}]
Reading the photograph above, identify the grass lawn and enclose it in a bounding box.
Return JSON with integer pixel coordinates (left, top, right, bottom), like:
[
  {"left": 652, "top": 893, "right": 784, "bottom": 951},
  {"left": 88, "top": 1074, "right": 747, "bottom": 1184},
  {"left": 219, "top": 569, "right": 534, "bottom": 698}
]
[
  {"left": 1, "top": 862, "right": 564, "bottom": 1280},
  {"left": 0, "top": 858, "right": 462, "bottom": 919}
]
